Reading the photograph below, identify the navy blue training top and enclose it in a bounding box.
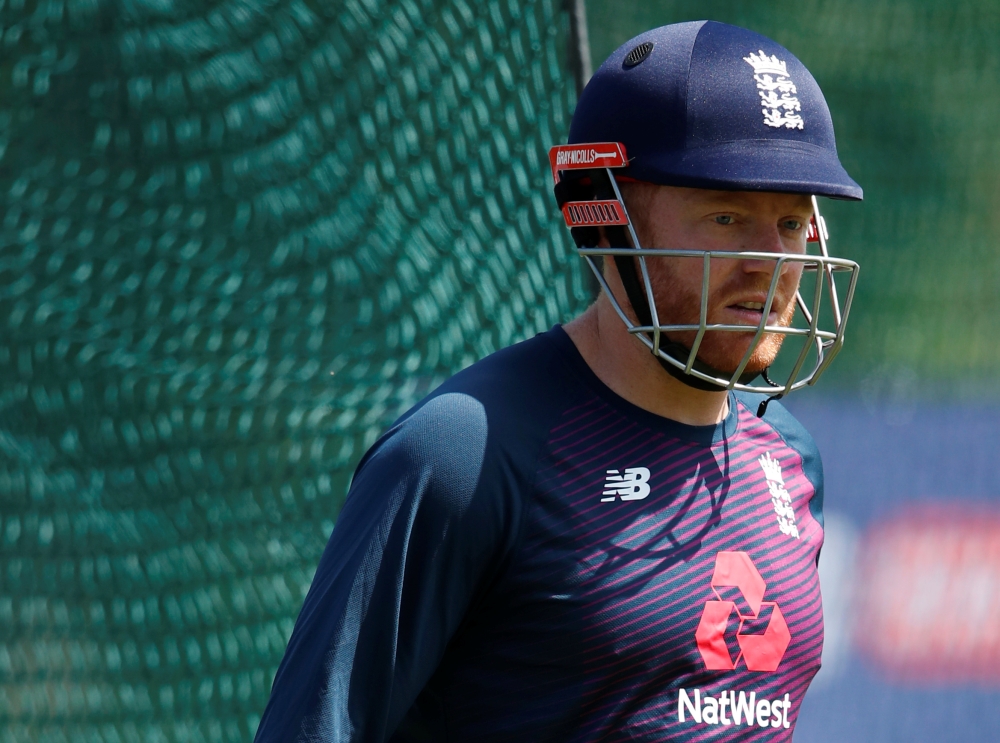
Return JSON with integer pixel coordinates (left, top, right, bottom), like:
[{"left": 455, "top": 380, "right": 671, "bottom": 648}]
[{"left": 255, "top": 326, "right": 825, "bottom": 742}]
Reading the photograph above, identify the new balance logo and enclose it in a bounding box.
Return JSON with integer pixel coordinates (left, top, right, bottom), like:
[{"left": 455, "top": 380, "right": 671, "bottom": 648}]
[{"left": 601, "top": 467, "right": 651, "bottom": 502}]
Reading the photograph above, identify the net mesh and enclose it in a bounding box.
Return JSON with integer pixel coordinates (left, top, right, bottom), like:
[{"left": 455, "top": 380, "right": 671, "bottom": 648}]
[{"left": 0, "top": 0, "right": 584, "bottom": 739}]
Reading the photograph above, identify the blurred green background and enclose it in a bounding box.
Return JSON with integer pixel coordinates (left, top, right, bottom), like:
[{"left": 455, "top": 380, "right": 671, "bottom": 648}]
[
  {"left": 587, "top": 0, "right": 1000, "bottom": 397},
  {"left": 0, "top": 0, "right": 582, "bottom": 740},
  {"left": 1, "top": 0, "right": 998, "bottom": 741}
]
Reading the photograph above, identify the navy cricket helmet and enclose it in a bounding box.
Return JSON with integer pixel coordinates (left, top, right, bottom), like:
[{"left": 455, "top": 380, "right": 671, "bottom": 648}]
[
  {"left": 550, "top": 21, "right": 862, "bottom": 413},
  {"left": 569, "top": 21, "right": 862, "bottom": 200}
]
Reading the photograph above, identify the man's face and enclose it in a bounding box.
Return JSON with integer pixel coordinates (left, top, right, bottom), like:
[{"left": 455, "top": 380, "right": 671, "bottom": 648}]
[{"left": 612, "top": 185, "right": 814, "bottom": 375}]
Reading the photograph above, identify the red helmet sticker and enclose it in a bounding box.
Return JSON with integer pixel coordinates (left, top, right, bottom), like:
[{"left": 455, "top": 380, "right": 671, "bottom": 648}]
[
  {"left": 560, "top": 200, "right": 630, "bottom": 228},
  {"left": 549, "top": 142, "right": 628, "bottom": 183},
  {"left": 806, "top": 215, "right": 828, "bottom": 242}
]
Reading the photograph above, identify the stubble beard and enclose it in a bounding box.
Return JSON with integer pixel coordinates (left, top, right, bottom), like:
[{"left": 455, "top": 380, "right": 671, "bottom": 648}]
[{"left": 642, "top": 259, "right": 799, "bottom": 376}]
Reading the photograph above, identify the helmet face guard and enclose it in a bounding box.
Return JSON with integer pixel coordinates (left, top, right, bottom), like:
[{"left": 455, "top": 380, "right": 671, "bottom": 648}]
[{"left": 550, "top": 142, "right": 860, "bottom": 402}]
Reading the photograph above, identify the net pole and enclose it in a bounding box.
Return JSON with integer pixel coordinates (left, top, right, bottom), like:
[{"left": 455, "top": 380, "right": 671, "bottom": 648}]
[{"left": 566, "top": 0, "right": 592, "bottom": 95}]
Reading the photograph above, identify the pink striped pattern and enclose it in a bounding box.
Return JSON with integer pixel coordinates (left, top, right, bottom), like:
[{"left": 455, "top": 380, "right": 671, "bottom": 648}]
[{"left": 455, "top": 395, "right": 825, "bottom": 741}]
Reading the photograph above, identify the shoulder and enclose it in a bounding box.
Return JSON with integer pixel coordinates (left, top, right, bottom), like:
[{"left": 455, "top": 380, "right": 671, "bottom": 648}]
[
  {"left": 734, "top": 392, "right": 820, "bottom": 463},
  {"left": 394, "top": 327, "right": 582, "bottom": 449},
  {"left": 365, "top": 392, "right": 491, "bottom": 507},
  {"left": 337, "top": 329, "right": 584, "bottom": 572},
  {"left": 734, "top": 391, "right": 824, "bottom": 524},
  {"left": 352, "top": 327, "right": 584, "bottom": 502},
  {"left": 436, "top": 327, "right": 576, "bottom": 406}
]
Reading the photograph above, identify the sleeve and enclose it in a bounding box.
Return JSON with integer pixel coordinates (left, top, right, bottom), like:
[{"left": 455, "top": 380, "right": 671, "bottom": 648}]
[{"left": 253, "top": 391, "right": 521, "bottom": 743}]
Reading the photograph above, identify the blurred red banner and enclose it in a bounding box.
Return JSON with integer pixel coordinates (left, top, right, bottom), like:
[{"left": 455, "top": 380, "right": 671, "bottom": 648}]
[{"left": 855, "top": 507, "right": 1000, "bottom": 683}]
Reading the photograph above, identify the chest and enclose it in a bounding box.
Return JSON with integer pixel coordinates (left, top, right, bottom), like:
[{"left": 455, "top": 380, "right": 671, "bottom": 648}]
[{"left": 504, "top": 424, "right": 823, "bottom": 680}]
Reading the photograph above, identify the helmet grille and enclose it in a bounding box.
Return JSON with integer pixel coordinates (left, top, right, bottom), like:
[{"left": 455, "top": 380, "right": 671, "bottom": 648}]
[{"left": 623, "top": 42, "right": 654, "bottom": 68}]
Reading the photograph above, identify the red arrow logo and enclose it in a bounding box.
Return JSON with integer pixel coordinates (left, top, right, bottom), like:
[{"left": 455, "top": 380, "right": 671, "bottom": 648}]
[{"left": 695, "top": 551, "right": 792, "bottom": 672}]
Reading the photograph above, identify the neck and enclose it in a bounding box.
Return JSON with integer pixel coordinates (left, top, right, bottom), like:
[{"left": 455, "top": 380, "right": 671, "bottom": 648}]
[{"left": 564, "top": 296, "right": 730, "bottom": 426}]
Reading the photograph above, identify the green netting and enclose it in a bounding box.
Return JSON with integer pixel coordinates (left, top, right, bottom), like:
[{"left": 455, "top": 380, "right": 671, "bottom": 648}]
[
  {"left": 587, "top": 0, "right": 1000, "bottom": 397},
  {"left": 0, "top": 0, "right": 584, "bottom": 740}
]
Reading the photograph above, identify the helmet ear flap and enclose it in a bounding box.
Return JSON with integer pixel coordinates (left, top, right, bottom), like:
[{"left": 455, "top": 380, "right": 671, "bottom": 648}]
[
  {"left": 553, "top": 169, "right": 651, "bottom": 322},
  {"left": 553, "top": 176, "right": 600, "bottom": 249},
  {"left": 552, "top": 169, "right": 634, "bottom": 251},
  {"left": 551, "top": 166, "right": 652, "bottom": 336}
]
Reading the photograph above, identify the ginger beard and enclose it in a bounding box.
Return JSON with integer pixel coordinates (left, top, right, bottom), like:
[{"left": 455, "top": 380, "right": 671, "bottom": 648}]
[{"left": 638, "top": 254, "right": 803, "bottom": 376}]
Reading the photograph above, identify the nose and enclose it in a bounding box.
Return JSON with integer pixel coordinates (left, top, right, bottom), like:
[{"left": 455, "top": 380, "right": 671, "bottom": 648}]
[{"left": 740, "top": 223, "right": 798, "bottom": 277}]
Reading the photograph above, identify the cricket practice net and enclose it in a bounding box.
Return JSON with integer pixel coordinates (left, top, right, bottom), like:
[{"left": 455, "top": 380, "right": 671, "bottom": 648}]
[{"left": 0, "top": 0, "right": 586, "bottom": 739}]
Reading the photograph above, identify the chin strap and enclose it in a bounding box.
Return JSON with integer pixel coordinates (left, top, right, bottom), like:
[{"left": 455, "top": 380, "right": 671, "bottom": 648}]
[
  {"left": 755, "top": 368, "right": 784, "bottom": 418},
  {"left": 612, "top": 254, "right": 762, "bottom": 393}
]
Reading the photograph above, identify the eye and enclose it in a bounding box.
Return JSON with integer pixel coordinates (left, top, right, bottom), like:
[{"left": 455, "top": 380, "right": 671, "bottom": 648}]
[
  {"left": 781, "top": 219, "right": 804, "bottom": 231},
  {"left": 713, "top": 215, "right": 734, "bottom": 225}
]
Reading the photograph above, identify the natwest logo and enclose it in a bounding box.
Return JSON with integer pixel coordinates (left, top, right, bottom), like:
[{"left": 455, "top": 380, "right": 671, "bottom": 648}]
[{"left": 695, "top": 551, "right": 791, "bottom": 672}]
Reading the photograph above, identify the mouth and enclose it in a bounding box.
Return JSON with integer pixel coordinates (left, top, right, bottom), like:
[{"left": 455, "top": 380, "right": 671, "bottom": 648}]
[{"left": 724, "top": 298, "right": 780, "bottom": 326}]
